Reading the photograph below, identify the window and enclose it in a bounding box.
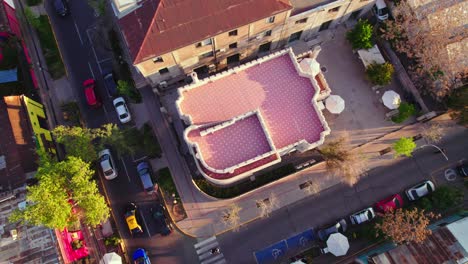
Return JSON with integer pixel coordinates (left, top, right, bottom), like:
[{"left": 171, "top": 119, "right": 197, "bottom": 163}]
[
  {"left": 196, "top": 38, "right": 212, "bottom": 48},
  {"left": 159, "top": 68, "right": 169, "bottom": 74},
  {"left": 264, "top": 30, "right": 272, "bottom": 37},
  {"left": 199, "top": 51, "right": 214, "bottom": 60},
  {"left": 228, "top": 30, "right": 238, "bottom": 36},
  {"left": 266, "top": 16, "right": 275, "bottom": 23},
  {"left": 295, "top": 18, "right": 307, "bottom": 24},
  {"left": 152, "top": 57, "right": 163, "bottom": 63},
  {"left": 328, "top": 6, "right": 341, "bottom": 13},
  {"left": 319, "top": 20, "right": 332, "bottom": 31},
  {"left": 288, "top": 31, "right": 302, "bottom": 43},
  {"left": 229, "top": 42, "right": 237, "bottom": 49}
]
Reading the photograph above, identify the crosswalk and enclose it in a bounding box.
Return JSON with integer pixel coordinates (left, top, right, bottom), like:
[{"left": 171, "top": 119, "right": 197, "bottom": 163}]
[{"left": 194, "top": 236, "right": 227, "bottom": 264}]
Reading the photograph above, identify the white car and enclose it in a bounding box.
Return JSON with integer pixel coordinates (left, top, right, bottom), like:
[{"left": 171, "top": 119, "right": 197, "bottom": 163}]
[
  {"left": 350, "top": 207, "right": 375, "bottom": 225},
  {"left": 405, "top": 180, "right": 435, "bottom": 201},
  {"left": 113, "top": 97, "right": 132, "bottom": 124},
  {"left": 98, "top": 149, "right": 118, "bottom": 180}
]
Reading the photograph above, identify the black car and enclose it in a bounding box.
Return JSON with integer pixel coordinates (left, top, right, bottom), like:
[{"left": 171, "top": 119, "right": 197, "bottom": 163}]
[
  {"left": 151, "top": 204, "right": 172, "bottom": 236},
  {"left": 103, "top": 72, "right": 118, "bottom": 97},
  {"left": 53, "top": 0, "right": 69, "bottom": 16},
  {"left": 317, "top": 219, "right": 347, "bottom": 241},
  {"left": 458, "top": 162, "right": 468, "bottom": 177}
]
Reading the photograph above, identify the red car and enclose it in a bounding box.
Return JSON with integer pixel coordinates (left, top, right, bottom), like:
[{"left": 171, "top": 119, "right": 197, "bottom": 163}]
[
  {"left": 374, "top": 194, "right": 403, "bottom": 213},
  {"left": 83, "top": 79, "right": 101, "bottom": 108}
]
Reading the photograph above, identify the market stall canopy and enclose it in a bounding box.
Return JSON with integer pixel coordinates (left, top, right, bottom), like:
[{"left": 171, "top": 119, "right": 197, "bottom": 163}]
[
  {"left": 382, "top": 90, "right": 401, "bottom": 109},
  {"left": 299, "top": 58, "right": 321, "bottom": 76},
  {"left": 326, "top": 233, "right": 350, "bottom": 256},
  {"left": 325, "top": 95, "right": 345, "bottom": 114}
]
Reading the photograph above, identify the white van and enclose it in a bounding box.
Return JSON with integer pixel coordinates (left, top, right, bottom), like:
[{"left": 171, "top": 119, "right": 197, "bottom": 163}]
[{"left": 373, "top": 0, "right": 389, "bottom": 21}]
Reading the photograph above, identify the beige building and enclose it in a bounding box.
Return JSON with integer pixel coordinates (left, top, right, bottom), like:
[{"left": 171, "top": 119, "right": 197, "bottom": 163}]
[{"left": 113, "top": 0, "right": 375, "bottom": 87}]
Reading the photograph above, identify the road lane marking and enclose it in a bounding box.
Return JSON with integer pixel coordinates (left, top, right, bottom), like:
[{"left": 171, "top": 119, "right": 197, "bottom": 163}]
[
  {"left": 86, "top": 28, "right": 103, "bottom": 74},
  {"left": 88, "top": 62, "right": 95, "bottom": 79},
  {"left": 73, "top": 20, "right": 83, "bottom": 45},
  {"left": 140, "top": 209, "right": 151, "bottom": 238},
  {"left": 120, "top": 157, "right": 131, "bottom": 182},
  {"left": 98, "top": 58, "right": 112, "bottom": 64}
]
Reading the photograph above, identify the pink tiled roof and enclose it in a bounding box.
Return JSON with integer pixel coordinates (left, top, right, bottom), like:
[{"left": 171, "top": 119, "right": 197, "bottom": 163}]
[{"left": 118, "top": 0, "right": 292, "bottom": 64}]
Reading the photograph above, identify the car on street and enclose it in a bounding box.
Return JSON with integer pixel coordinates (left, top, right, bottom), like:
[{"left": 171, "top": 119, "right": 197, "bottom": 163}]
[
  {"left": 350, "top": 207, "right": 375, "bottom": 225},
  {"left": 83, "top": 79, "right": 101, "bottom": 108},
  {"left": 457, "top": 161, "right": 468, "bottom": 177},
  {"left": 317, "top": 218, "right": 347, "bottom": 241},
  {"left": 374, "top": 194, "right": 404, "bottom": 213},
  {"left": 132, "top": 248, "right": 151, "bottom": 264},
  {"left": 125, "top": 203, "right": 143, "bottom": 236},
  {"left": 103, "top": 72, "right": 118, "bottom": 97},
  {"left": 151, "top": 204, "right": 172, "bottom": 236},
  {"left": 113, "top": 97, "right": 132, "bottom": 124},
  {"left": 98, "top": 149, "right": 117, "bottom": 180},
  {"left": 372, "top": 0, "right": 389, "bottom": 21},
  {"left": 405, "top": 180, "right": 435, "bottom": 201},
  {"left": 137, "top": 162, "right": 155, "bottom": 194},
  {"left": 53, "top": 0, "right": 69, "bottom": 16}
]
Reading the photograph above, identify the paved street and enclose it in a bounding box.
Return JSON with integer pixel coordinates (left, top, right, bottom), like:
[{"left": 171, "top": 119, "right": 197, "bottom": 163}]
[{"left": 217, "top": 130, "right": 468, "bottom": 264}]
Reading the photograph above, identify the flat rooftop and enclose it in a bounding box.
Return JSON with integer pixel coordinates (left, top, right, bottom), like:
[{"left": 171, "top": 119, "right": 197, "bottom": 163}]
[{"left": 177, "top": 49, "right": 329, "bottom": 184}]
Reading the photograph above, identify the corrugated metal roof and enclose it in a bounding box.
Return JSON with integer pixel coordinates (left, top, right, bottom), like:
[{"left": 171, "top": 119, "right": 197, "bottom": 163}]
[{"left": 118, "top": 0, "right": 292, "bottom": 64}]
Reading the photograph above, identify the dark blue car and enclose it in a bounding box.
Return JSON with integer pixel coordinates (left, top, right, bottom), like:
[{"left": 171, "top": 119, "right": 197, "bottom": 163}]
[
  {"left": 133, "top": 248, "right": 150, "bottom": 264},
  {"left": 151, "top": 204, "right": 172, "bottom": 236}
]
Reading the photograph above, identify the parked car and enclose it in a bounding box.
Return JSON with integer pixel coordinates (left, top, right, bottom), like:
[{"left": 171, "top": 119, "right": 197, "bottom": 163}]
[
  {"left": 133, "top": 248, "right": 151, "bottom": 264},
  {"left": 374, "top": 194, "right": 404, "bottom": 213},
  {"left": 125, "top": 203, "right": 143, "bottom": 236},
  {"left": 350, "top": 207, "right": 375, "bottom": 225},
  {"left": 151, "top": 204, "right": 172, "bottom": 236},
  {"left": 98, "top": 149, "right": 117, "bottom": 180},
  {"left": 457, "top": 161, "right": 468, "bottom": 177},
  {"left": 317, "top": 219, "right": 347, "bottom": 241},
  {"left": 103, "top": 72, "right": 118, "bottom": 97},
  {"left": 372, "top": 0, "right": 389, "bottom": 21},
  {"left": 113, "top": 97, "right": 132, "bottom": 124},
  {"left": 53, "top": 0, "right": 69, "bottom": 16},
  {"left": 137, "top": 162, "right": 155, "bottom": 194},
  {"left": 83, "top": 79, "right": 101, "bottom": 108},
  {"left": 405, "top": 180, "right": 435, "bottom": 201}
]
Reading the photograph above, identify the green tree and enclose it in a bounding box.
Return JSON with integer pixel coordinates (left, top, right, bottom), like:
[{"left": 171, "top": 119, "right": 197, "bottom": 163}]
[
  {"left": 23, "top": 7, "right": 41, "bottom": 29},
  {"left": 431, "top": 186, "right": 463, "bottom": 210},
  {"left": 87, "top": 0, "right": 106, "bottom": 16},
  {"left": 346, "top": 19, "right": 374, "bottom": 50},
  {"left": 366, "top": 62, "right": 394, "bottom": 86},
  {"left": 447, "top": 85, "right": 468, "bottom": 125},
  {"left": 116, "top": 80, "right": 131, "bottom": 97},
  {"left": 392, "top": 102, "right": 416, "bottom": 123},
  {"left": 99, "top": 123, "right": 135, "bottom": 156},
  {"left": 393, "top": 137, "right": 416, "bottom": 157},
  {"left": 10, "top": 157, "right": 110, "bottom": 229},
  {"left": 52, "top": 126, "right": 98, "bottom": 163}
]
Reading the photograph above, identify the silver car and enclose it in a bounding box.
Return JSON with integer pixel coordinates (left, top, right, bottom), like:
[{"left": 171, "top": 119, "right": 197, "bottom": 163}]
[
  {"left": 350, "top": 207, "right": 375, "bottom": 225},
  {"left": 405, "top": 180, "right": 435, "bottom": 201},
  {"left": 99, "top": 149, "right": 118, "bottom": 180},
  {"left": 113, "top": 97, "right": 132, "bottom": 124}
]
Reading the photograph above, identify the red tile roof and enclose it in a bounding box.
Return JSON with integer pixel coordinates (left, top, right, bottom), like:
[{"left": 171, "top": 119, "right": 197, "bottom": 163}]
[{"left": 118, "top": 0, "right": 292, "bottom": 64}]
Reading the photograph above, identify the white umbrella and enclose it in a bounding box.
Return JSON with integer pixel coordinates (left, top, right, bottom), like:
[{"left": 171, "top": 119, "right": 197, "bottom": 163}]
[
  {"left": 299, "top": 58, "right": 321, "bottom": 76},
  {"left": 100, "top": 252, "right": 122, "bottom": 264},
  {"left": 382, "top": 90, "right": 401, "bottom": 109},
  {"left": 326, "top": 233, "right": 349, "bottom": 256},
  {"left": 325, "top": 95, "right": 345, "bottom": 114}
]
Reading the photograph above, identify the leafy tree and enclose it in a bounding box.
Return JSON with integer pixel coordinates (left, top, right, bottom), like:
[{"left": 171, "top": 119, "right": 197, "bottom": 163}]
[
  {"left": 346, "top": 19, "right": 373, "bottom": 50},
  {"left": 447, "top": 85, "right": 467, "bottom": 125},
  {"left": 116, "top": 80, "right": 131, "bottom": 97},
  {"left": 392, "top": 102, "right": 416, "bottom": 123},
  {"left": 53, "top": 126, "right": 98, "bottom": 163},
  {"left": 98, "top": 123, "right": 135, "bottom": 156},
  {"left": 366, "top": 62, "right": 394, "bottom": 86},
  {"left": 375, "top": 208, "right": 439, "bottom": 244},
  {"left": 421, "top": 123, "right": 443, "bottom": 144},
  {"left": 320, "top": 134, "right": 368, "bottom": 186},
  {"left": 431, "top": 186, "right": 463, "bottom": 210},
  {"left": 10, "top": 156, "right": 110, "bottom": 229},
  {"left": 257, "top": 193, "right": 279, "bottom": 218},
  {"left": 23, "top": 7, "right": 41, "bottom": 29},
  {"left": 222, "top": 204, "right": 242, "bottom": 231},
  {"left": 393, "top": 137, "right": 416, "bottom": 157},
  {"left": 87, "top": 0, "right": 106, "bottom": 16}
]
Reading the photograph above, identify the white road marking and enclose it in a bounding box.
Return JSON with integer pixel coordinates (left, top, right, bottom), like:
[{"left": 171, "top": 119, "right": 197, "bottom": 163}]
[
  {"left": 133, "top": 156, "right": 148, "bottom": 163},
  {"left": 88, "top": 62, "right": 95, "bottom": 79},
  {"left": 140, "top": 210, "right": 151, "bottom": 238},
  {"left": 73, "top": 20, "right": 83, "bottom": 45},
  {"left": 97, "top": 58, "right": 112, "bottom": 64},
  {"left": 86, "top": 28, "right": 103, "bottom": 74},
  {"left": 120, "top": 157, "right": 131, "bottom": 182}
]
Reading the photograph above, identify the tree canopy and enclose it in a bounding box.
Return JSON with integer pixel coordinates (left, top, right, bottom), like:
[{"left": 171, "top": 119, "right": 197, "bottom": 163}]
[
  {"left": 393, "top": 137, "right": 416, "bottom": 157},
  {"left": 53, "top": 125, "right": 98, "bottom": 163},
  {"left": 10, "top": 156, "right": 110, "bottom": 229},
  {"left": 346, "top": 19, "right": 374, "bottom": 50}
]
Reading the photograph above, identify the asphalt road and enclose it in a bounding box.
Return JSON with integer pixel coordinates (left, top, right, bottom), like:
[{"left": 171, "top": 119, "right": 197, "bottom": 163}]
[
  {"left": 45, "top": 2, "right": 197, "bottom": 263},
  {"left": 217, "top": 130, "right": 468, "bottom": 264}
]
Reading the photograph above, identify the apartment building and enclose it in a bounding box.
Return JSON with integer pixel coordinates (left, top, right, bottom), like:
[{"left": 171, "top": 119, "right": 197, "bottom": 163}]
[{"left": 113, "top": 0, "right": 374, "bottom": 87}]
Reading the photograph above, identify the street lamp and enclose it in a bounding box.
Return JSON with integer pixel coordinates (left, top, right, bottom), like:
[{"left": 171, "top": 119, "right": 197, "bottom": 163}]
[{"left": 417, "top": 144, "right": 448, "bottom": 161}]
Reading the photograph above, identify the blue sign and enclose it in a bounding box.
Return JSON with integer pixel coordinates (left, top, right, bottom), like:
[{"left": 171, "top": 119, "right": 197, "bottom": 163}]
[
  {"left": 254, "top": 240, "right": 288, "bottom": 264},
  {"left": 286, "top": 229, "right": 315, "bottom": 251}
]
